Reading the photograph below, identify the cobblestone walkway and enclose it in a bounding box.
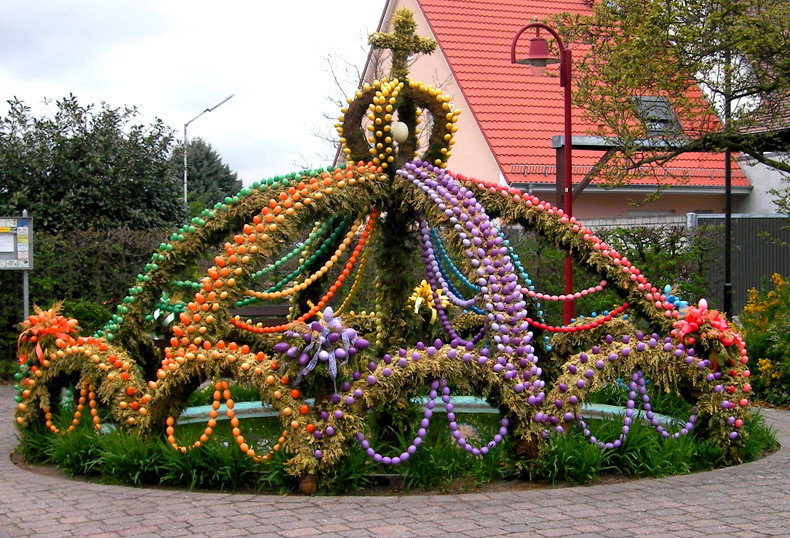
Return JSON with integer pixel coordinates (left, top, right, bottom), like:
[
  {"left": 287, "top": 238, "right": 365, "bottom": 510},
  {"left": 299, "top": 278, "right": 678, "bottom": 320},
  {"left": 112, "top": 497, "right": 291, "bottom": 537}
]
[{"left": 2, "top": 384, "right": 788, "bottom": 537}]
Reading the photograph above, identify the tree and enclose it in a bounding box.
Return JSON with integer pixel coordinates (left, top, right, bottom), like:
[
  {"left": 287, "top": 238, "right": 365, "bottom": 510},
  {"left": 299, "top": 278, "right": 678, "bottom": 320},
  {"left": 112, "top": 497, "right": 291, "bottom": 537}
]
[
  {"left": 0, "top": 95, "right": 185, "bottom": 232},
  {"left": 168, "top": 137, "right": 241, "bottom": 217},
  {"left": 553, "top": 0, "right": 790, "bottom": 184}
]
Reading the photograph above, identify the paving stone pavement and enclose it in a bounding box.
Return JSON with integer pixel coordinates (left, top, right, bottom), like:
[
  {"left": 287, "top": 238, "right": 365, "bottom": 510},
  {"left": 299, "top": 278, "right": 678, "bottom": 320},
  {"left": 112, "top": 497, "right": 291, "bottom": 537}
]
[{"left": 1, "top": 383, "right": 788, "bottom": 537}]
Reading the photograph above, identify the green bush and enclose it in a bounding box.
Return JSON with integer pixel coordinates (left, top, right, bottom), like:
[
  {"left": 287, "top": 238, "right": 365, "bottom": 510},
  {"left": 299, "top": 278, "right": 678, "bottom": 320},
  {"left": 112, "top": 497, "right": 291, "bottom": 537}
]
[
  {"left": 535, "top": 410, "right": 774, "bottom": 484},
  {"left": 64, "top": 300, "right": 112, "bottom": 336},
  {"left": 397, "top": 416, "right": 513, "bottom": 491},
  {"left": 15, "top": 425, "right": 56, "bottom": 465},
  {"left": 257, "top": 448, "right": 300, "bottom": 493},
  {"left": 741, "top": 274, "right": 790, "bottom": 405},
  {"left": 537, "top": 431, "right": 610, "bottom": 484},
  {"left": 602, "top": 419, "right": 695, "bottom": 478},
  {"left": 739, "top": 411, "right": 777, "bottom": 462},
  {"left": 596, "top": 224, "right": 714, "bottom": 303},
  {"left": 319, "top": 444, "right": 375, "bottom": 494},
  {"left": 0, "top": 227, "right": 166, "bottom": 377},
  {"left": 158, "top": 439, "right": 263, "bottom": 491},
  {"left": 48, "top": 427, "right": 103, "bottom": 477},
  {"left": 14, "top": 404, "right": 777, "bottom": 493}
]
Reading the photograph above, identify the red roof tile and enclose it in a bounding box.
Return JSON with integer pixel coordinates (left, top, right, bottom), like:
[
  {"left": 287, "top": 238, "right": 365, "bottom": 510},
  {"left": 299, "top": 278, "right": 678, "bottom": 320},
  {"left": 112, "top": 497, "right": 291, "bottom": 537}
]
[{"left": 413, "top": 0, "right": 749, "bottom": 188}]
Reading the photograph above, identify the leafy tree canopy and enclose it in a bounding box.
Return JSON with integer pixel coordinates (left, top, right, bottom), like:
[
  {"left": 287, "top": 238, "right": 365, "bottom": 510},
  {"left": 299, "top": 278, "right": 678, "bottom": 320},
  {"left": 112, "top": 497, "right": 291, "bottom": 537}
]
[
  {"left": 0, "top": 95, "right": 185, "bottom": 232},
  {"left": 168, "top": 137, "right": 242, "bottom": 217},
  {"left": 553, "top": 0, "right": 790, "bottom": 182}
]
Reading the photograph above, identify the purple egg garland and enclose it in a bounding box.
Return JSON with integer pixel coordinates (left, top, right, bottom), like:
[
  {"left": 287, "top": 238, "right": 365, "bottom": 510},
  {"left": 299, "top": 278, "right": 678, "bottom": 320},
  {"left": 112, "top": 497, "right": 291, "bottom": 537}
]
[
  {"left": 417, "top": 215, "right": 487, "bottom": 345},
  {"left": 354, "top": 379, "right": 511, "bottom": 463},
  {"left": 537, "top": 329, "right": 740, "bottom": 442},
  {"left": 398, "top": 160, "right": 543, "bottom": 398},
  {"left": 354, "top": 379, "right": 442, "bottom": 465},
  {"left": 575, "top": 370, "right": 698, "bottom": 449},
  {"left": 417, "top": 216, "right": 480, "bottom": 310}
]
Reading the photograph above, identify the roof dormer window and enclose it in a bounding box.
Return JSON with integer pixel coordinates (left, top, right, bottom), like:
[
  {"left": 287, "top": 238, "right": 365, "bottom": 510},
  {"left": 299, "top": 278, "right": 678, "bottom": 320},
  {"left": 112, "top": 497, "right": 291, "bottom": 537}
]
[{"left": 632, "top": 96, "right": 683, "bottom": 137}]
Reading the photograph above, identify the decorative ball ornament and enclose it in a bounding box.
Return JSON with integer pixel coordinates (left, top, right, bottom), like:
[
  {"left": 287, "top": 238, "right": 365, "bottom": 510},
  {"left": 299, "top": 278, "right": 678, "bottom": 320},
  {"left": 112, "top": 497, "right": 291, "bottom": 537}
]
[{"left": 392, "top": 121, "right": 409, "bottom": 143}]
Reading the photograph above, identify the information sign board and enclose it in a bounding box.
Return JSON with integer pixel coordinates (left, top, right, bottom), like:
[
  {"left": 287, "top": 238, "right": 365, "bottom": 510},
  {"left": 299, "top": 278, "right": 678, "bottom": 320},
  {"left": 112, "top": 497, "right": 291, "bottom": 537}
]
[{"left": 0, "top": 216, "right": 33, "bottom": 270}]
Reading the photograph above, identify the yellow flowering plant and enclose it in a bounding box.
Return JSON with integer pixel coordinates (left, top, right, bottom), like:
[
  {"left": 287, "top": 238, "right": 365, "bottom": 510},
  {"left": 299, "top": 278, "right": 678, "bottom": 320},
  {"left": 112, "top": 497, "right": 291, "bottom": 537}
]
[{"left": 741, "top": 273, "right": 790, "bottom": 404}]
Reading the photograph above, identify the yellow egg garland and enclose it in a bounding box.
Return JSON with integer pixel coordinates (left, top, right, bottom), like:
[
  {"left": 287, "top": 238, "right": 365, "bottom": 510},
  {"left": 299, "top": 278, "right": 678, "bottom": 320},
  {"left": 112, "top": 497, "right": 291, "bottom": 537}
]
[
  {"left": 335, "top": 225, "right": 376, "bottom": 316},
  {"left": 337, "top": 78, "right": 459, "bottom": 171}
]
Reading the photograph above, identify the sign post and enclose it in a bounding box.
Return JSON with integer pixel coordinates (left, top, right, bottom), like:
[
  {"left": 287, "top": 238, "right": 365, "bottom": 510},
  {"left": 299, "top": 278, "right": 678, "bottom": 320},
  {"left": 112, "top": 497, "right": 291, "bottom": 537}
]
[{"left": 0, "top": 211, "right": 34, "bottom": 319}]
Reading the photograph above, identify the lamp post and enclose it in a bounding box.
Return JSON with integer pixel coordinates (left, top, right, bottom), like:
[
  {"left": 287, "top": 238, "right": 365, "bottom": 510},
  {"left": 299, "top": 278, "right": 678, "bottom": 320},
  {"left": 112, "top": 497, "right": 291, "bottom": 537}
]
[
  {"left": 183, "top": 94, "right": 234, "bottom": 207},
  {"left": 511, "top": 23, "right": 574, "bottom": 324}
]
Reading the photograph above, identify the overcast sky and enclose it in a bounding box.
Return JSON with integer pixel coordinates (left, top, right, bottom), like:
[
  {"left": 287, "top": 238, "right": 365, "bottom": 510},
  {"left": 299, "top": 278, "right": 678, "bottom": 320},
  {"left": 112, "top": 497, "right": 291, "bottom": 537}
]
[{"left": 0, "top": 0, "right": 387, "bottom": 184}]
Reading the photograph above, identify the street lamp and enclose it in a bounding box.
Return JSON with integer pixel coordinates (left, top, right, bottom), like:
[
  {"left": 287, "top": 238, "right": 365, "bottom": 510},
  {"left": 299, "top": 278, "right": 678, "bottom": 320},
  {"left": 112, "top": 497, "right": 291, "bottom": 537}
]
[
  {"left": 183, "top": 94, "right": 235, "bottom": 207},
  {"left": 511, "top": 22, "right": 575, "bottom": 324}
]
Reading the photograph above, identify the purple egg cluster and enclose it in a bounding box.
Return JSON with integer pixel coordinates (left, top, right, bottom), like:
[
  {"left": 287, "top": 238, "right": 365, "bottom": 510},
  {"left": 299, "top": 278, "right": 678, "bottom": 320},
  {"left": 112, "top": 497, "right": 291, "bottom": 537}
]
[{"left": 273, "top": 307, "right": 369, "bottom": 383}]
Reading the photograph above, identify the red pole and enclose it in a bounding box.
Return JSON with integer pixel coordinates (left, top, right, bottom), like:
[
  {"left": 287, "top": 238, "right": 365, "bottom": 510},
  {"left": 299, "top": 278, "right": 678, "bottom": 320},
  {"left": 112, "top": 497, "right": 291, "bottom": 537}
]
[
  {"left": 561, "top": 48, "right": 574, "bottom": 325},
  {"left": 510, "top": 23, "right": 574, "bottom": 324}
]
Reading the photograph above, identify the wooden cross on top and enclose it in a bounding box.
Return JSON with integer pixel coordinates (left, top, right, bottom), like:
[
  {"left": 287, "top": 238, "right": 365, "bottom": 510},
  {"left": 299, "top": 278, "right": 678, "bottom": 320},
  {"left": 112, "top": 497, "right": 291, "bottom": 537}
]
[{"left": 369, "top": 8, "right": 436, "bottom": 80}]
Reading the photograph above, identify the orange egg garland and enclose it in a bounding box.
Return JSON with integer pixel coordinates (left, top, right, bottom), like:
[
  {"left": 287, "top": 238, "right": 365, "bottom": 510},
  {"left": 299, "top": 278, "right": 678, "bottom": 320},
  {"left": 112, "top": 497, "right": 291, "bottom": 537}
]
[
  {"left": 165, "top": 380, "right": 288, "bottom": 462},
  {"left": 42, "top": 380, "right": 100, "bottom": 434}
]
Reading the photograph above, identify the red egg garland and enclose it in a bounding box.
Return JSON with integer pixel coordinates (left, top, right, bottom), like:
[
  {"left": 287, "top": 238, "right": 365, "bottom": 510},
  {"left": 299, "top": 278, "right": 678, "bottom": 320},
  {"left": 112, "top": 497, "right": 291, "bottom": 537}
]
[
  {"left": 525, "top": 280, "right": 608, "bottom": 302},
  {"left": 526, "top": 303, "right": 630, "bottom": 333}
]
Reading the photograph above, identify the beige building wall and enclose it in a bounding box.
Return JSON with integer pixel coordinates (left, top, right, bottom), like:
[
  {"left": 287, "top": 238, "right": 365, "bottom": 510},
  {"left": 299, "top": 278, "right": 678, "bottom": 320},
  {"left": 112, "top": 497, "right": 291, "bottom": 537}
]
[{"left": 570, "top": 193, "right": 735, "bottom": 219}]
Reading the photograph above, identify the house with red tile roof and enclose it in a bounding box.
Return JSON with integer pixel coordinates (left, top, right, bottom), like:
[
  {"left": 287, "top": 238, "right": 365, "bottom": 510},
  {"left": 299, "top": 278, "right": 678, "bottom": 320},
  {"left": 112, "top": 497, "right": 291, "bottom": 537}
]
[{"left": 358, "top": 0, "right": 768, "bottom": 220}]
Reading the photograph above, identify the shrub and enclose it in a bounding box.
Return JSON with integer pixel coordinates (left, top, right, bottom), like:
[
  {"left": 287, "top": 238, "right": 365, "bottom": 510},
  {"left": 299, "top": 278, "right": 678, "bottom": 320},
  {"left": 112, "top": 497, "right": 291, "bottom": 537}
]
[
  {"left": 63, "top": 299, "right": 112, "bottom": 336},
  {"left": 15, "top": 425, "right": 56, "bottom": 465},
  {"left": 0, "top": 227, "right": 166, "bottom": 377},
  {"left": 741, "top": 274, "right": 790, "bottom": 405},
  {"left": 158, "top": 439, "right": 263, "bottom": 491},
  {"left": 602, "top": 419, "right": 695, "bottom": 478},
  {"left": 319, "top": 443, "right": 375, "bottom": 494},
  {"left": 48, "top": 427, "right": 103, "bottom": 477},
  {"left": 596, "top": 224, "right": 714, "bottom": 303},
  {"left": 397, "top": 416, "right": 513, "bottom": 491},
  {"left": 537, "top": 431, "right": 610, "bottom": 484},
  {"left": 15, "top": 405, "right": 776, "bottom": 493}
]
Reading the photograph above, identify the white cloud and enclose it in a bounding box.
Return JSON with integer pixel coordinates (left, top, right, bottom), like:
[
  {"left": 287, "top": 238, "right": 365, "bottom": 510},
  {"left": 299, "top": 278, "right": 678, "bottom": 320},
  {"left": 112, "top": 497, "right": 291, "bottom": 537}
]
[{"left": 0, "top": 0, "right": 386, "bottom": 183}]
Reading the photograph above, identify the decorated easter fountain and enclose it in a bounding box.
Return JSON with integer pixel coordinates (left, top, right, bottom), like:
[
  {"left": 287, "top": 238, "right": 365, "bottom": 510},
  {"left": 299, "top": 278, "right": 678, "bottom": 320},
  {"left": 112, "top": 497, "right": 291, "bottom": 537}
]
[{"left": 13, "top": 9, "right": 751, "bottom": 494}]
